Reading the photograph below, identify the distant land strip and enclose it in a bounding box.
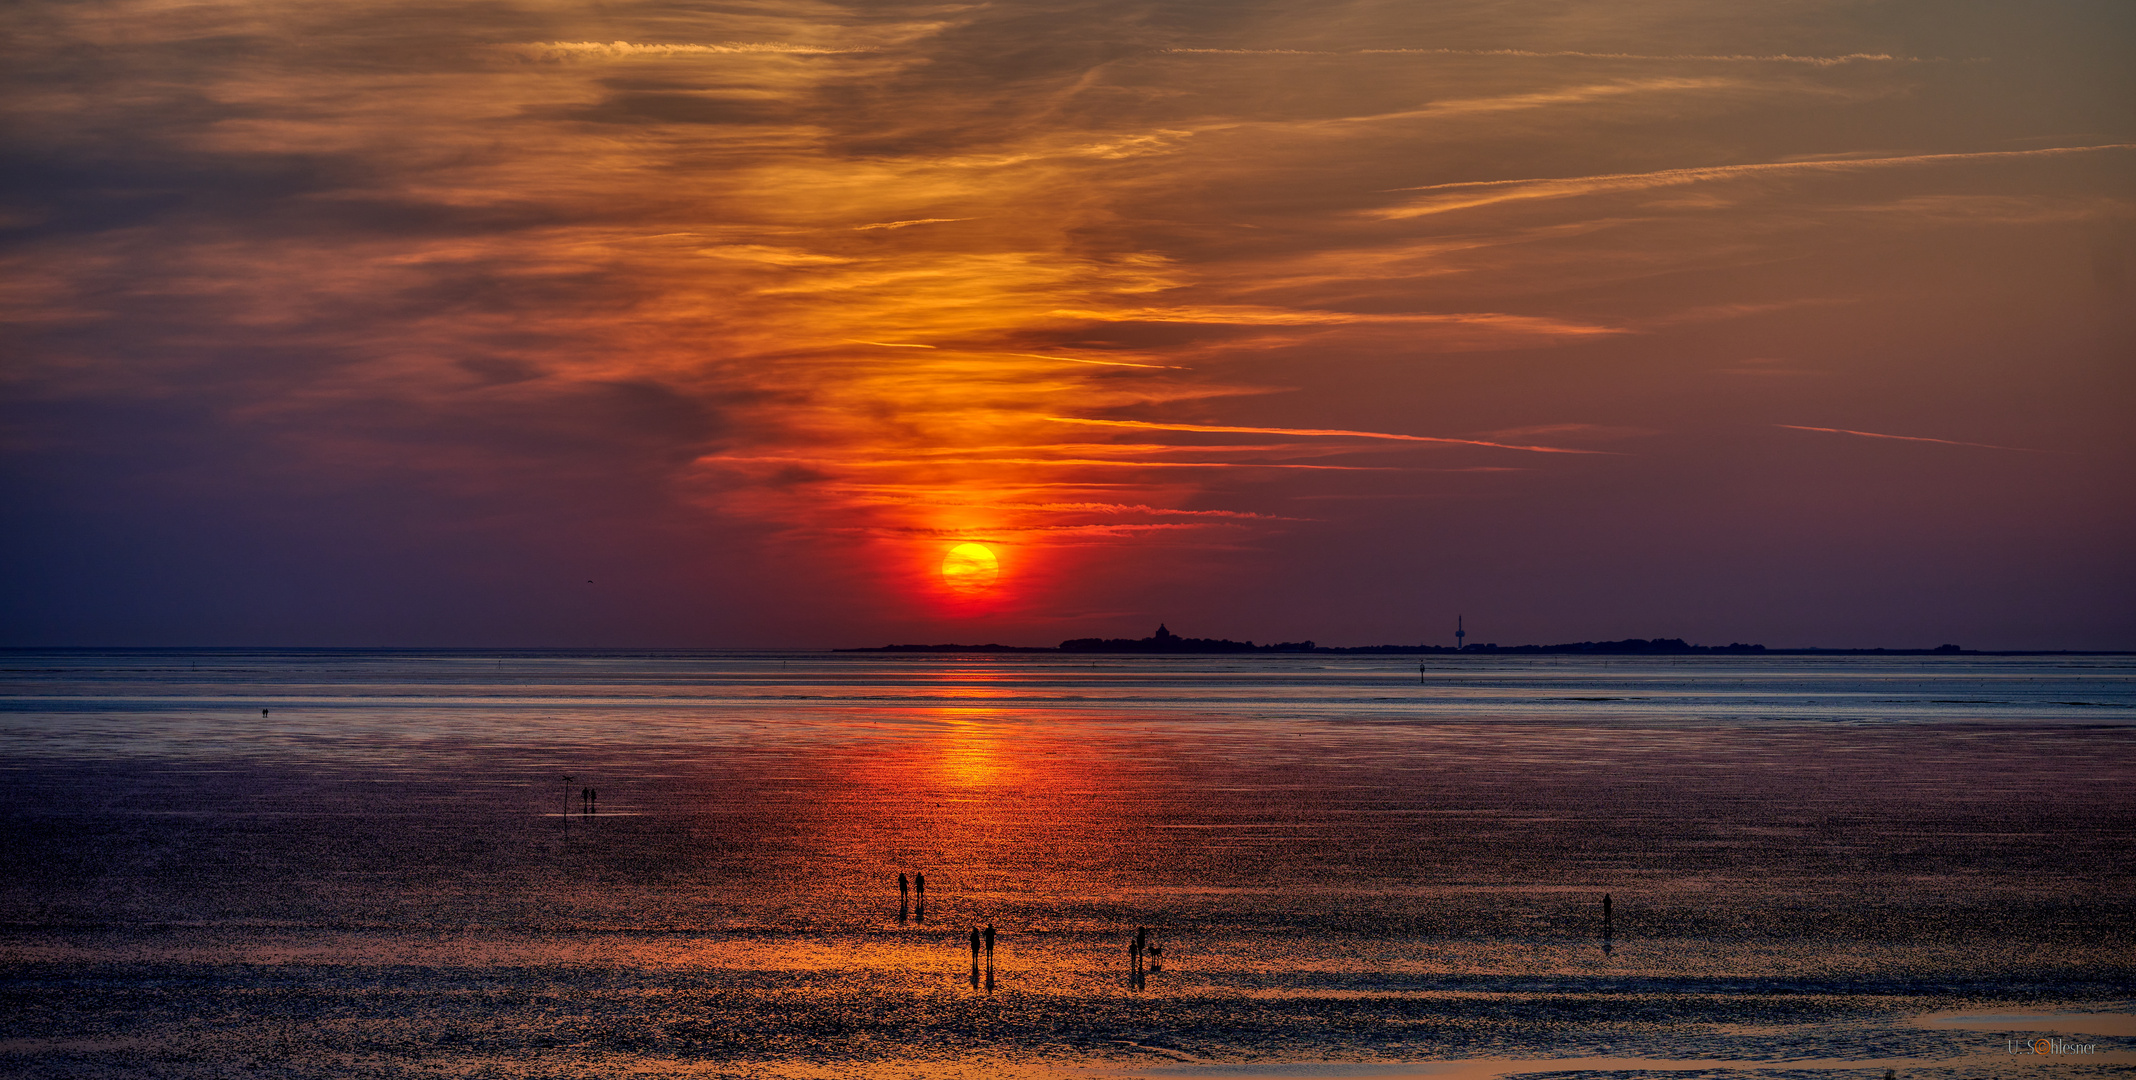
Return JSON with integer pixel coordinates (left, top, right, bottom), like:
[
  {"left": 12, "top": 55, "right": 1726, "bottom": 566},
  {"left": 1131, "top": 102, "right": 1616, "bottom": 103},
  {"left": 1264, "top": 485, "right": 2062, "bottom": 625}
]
[
  {"left": 841, "top": 626, "right": 2131, "bottom": 656},
  {"left": 839, "top": 626, "right": 2110, "bottom": 655}
]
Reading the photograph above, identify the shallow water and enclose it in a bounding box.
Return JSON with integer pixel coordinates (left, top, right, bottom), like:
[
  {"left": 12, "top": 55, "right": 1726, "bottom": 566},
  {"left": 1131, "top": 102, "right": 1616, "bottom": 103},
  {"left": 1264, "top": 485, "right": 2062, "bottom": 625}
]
[{"left": 3, "top": 650, "right": 2132, "bottom": 1077}]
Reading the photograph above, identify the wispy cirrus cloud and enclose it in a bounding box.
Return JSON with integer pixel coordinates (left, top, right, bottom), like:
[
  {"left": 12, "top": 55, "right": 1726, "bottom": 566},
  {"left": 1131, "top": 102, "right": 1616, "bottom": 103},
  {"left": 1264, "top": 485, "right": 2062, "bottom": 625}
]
[
  {"left": 1042, "top": 418, "right": 1608, "bottom": 454},
  {"left": 511, "top": 41, "right": 880, "bottom": 59},
  {"left": 1373, "top": 144, "right": 2136, "bottom": 218},
  {"left": 1048, "top": 305, "right": 1621, "bottom": 338},
  {"left": 1166, "top": 47, "right": 1926, "bottom": 66},
  {"left": 854, "top": 217, "right": 976, "bottom": 231},
  {"left": 1776, "top": 425, "right": 2050, "bottom": 453}
]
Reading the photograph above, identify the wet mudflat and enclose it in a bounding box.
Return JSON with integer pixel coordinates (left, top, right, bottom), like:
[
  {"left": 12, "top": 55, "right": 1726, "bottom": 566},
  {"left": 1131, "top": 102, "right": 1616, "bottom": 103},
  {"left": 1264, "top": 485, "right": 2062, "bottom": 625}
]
[{"left": 2, "top": 650, "right": 2131, "bottom": 1077}]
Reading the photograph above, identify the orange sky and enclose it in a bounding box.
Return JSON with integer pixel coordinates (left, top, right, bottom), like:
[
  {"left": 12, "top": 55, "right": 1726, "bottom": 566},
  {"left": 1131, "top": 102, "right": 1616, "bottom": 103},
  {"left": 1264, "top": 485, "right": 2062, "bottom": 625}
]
[{"left": 4, "top": 1, "right": 2132, "bottom": 647}]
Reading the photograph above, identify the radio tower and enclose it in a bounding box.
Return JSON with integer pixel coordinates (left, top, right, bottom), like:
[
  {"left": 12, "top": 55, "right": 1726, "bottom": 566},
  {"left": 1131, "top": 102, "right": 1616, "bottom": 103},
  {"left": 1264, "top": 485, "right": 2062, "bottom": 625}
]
[{"left": 1455, "top": 614, "right": 1465, "bottom": 651}]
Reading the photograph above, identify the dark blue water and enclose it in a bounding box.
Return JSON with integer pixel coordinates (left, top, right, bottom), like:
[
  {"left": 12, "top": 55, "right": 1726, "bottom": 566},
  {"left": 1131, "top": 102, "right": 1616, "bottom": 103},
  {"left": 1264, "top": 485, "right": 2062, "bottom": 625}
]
[{"left": 3, "top": 650, "right": 2131, "bottom": 1077}]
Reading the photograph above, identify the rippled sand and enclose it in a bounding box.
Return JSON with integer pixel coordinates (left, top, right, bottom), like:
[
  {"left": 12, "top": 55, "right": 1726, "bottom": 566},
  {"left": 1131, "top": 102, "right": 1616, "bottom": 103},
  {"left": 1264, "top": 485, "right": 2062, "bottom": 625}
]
[{"left": 3, "top": 650, "right": 2131, "bottom": 1077}]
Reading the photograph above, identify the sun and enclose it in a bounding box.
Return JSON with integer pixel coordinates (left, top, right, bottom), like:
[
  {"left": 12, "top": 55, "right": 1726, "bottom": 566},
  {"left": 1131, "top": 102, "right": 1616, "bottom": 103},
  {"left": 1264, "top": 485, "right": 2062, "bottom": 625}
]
[{"left": 941, "top": 542, "right": 1000, "bottom": 595}]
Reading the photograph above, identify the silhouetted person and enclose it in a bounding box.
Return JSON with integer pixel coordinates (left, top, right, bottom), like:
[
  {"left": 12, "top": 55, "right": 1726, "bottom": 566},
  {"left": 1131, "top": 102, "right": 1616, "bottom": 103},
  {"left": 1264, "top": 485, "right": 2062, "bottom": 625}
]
[
  {"left": 983, "top": 924, "right": 994, "bottom": 956},
  {"left": 916, "top": 873, "right": 925, "bottom": 897},
  {"left": 262, "top": 709, "right": 269, "bottom": 717},
  {"left": 899, "top": 873, "right": 909, "bottom": 898},
  {"left": 970, "top": 927, "right": 981, "bottom": 961},
  {"left": 1603, "top": 893, "right": 1613, "bottom": 937}
]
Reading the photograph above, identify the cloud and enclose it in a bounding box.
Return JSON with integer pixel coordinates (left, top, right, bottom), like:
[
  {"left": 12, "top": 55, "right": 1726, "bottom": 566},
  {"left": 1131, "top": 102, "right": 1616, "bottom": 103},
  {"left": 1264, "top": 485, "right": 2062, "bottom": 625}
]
[
  {"left": 698, "top": 453, "right": 1403, "bottom": 471},
  {"left": 511, "top": 41, "right": 878, "bottom": 60},
  {"left": 1008, "top": 353, "right": 1181, "bottom": 369},
  {"left": 1166, "top": 48, "right": 1925, "bottom": 66},
  {"left": 1374, "top": 144, "right": 2136, "bottom": 218},
  {"left": 1049, "top": 305, "right": 1621, "bottom": 338},
  {"left": 854, "top": 218, "right": 976, "bottom": 230},
  {"left": 1477, "top": 423, "right": 1658, "bottom": 442},
  {"left": 1042, "top": 417, "right": 1607, "bottom": 454},
  {"left": 1775, "top": 425, "right": 2049, "bottom": 453},
  {"left": 1340, "top": 78, "right": 1738, "bottom": 125},
  {"left": 1716, "top": 358, "right": 1823, "bottom": 377}
]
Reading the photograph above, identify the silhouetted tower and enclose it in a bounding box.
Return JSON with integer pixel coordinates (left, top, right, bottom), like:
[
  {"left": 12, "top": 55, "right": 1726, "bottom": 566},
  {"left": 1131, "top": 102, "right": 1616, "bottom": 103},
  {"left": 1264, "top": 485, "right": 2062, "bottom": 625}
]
[{"left": 1455, "top": 615, "right": 1465, "bottom": 651}]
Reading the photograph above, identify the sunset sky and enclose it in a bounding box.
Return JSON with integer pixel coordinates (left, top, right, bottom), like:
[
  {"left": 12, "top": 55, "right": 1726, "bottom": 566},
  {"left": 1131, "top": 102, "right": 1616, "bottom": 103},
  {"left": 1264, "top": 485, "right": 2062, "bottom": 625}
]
[{"left": 5, "top": 0, "right": 2131, "bottom": 649}]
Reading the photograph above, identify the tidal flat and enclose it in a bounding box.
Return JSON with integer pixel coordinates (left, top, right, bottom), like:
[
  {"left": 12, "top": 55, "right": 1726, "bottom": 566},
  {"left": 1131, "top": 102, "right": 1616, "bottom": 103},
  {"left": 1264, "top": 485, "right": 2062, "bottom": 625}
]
[{"left": 2, "top": 650, "right": 2131, "bottom": 1078}]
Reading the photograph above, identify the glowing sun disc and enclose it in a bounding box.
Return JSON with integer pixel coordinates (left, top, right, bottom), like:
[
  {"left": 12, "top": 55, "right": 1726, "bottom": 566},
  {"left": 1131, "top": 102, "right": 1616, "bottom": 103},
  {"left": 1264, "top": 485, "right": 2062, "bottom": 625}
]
[{"left": 942, "top": 542, "right": 1000, "bottom": 593}]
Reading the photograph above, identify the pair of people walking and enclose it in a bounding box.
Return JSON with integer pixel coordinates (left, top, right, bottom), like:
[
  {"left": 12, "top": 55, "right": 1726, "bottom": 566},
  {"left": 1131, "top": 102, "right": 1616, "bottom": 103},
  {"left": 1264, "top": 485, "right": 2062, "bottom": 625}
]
[
  {"left": 897, "top": 873, "right": 926, "bottom": 924},
  {"left": 968, "top": 924, "right": 995, "bottom": 959}
]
